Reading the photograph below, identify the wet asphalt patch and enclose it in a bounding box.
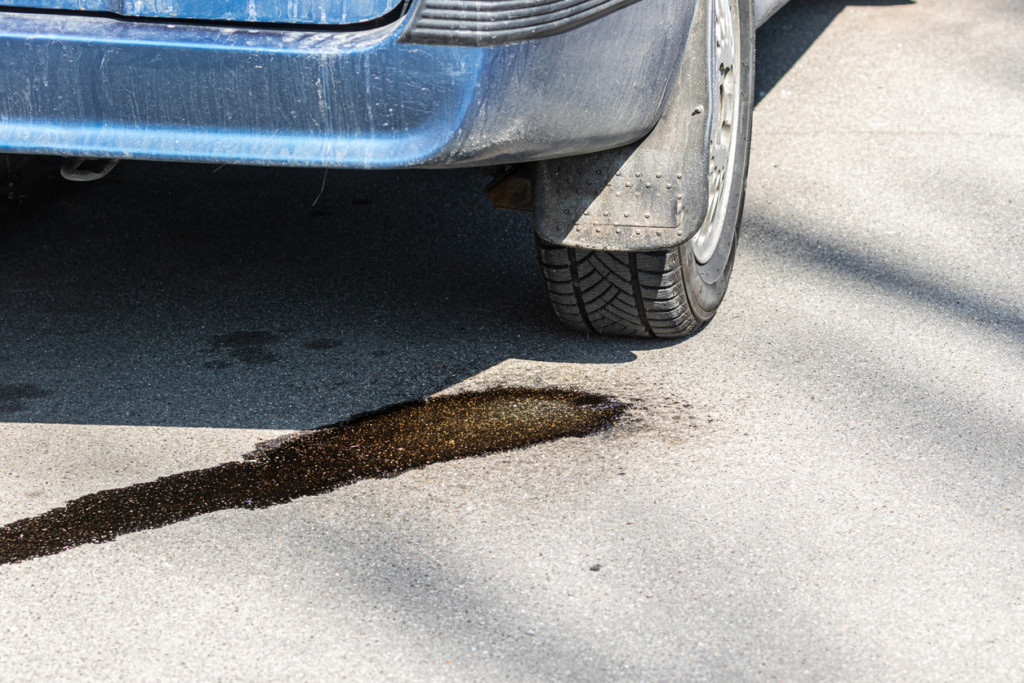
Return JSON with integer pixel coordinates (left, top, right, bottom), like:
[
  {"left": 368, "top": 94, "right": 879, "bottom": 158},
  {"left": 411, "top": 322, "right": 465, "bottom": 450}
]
[
  {"left": 0, "top": 383, "right": 52, "bottom": 415},
  {"left": 207, "top": 330, "right": 282, "bottom": 366},
  {"left": 0, "top": 388, "right": 626, "bottom": 565}
]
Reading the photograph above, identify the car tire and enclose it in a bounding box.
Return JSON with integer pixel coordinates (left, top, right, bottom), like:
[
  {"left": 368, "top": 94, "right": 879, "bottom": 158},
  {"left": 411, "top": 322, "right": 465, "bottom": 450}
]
[{"left": 536, "top": 0, "right": 754, "bottom": 339}]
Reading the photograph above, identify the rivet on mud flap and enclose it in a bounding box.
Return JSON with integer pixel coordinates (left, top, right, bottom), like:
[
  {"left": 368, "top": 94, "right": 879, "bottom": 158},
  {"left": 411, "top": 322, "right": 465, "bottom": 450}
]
[{"left": 526, "top": 0, "right": 755, "bottom": 339}]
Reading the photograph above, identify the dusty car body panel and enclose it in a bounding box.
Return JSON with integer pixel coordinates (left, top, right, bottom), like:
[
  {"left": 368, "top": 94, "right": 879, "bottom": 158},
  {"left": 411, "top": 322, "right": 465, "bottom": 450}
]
[
  {"left": 754, "top": 0, "right": 789, "bottom": 26},
  {"left": 0, "top": 0, "right": 691, "bottom": 168},
  {"left": 0, "top": 0, "right": 785, "bottom": 169}
]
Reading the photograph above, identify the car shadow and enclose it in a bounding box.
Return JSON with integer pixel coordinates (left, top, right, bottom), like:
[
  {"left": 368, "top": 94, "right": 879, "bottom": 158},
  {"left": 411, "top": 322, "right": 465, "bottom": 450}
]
[{"left": 0, "top": 161, "right": 673, "bottom": 429}]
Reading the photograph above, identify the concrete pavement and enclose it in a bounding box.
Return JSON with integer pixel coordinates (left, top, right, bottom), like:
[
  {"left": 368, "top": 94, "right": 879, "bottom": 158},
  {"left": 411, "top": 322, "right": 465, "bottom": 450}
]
[{"left": 2, "top": 0, "right": 1024, "bottom": 678}]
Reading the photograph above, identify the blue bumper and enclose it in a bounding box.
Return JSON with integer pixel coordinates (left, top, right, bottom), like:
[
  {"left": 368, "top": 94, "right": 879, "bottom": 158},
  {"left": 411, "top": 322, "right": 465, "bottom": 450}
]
[{"left": 0, "top": 0, "right": 690, "bottom": 169}]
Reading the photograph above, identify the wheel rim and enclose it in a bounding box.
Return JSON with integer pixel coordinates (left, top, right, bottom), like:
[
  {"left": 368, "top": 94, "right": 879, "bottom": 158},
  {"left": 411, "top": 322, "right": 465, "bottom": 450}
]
[{"left": 692, "top": 0, "right": 741, "bottom": 266}]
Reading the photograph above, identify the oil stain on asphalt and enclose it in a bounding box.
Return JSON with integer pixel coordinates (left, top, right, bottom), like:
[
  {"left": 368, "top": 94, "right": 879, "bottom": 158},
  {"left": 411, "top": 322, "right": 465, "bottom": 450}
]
[
  {"left": 0, "top": 388, "right": 626, "bottom": 565},
  {"left": 0, "top": 383, "right": 52, "bottom": 415},
  {"left": 207, "top": 330, "right": 282, "bottom": 367}
]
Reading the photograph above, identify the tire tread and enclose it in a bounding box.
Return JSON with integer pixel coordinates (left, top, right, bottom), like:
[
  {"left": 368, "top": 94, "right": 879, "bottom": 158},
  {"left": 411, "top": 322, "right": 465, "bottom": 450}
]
[{"left": 536, "top": 241, "right": 702, "bottom": 339}]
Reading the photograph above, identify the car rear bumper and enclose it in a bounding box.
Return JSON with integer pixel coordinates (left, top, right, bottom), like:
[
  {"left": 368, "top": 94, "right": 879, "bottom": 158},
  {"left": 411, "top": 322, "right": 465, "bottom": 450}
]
[{"left": 0, "top": 0, "right": 691, "bottom": 169}]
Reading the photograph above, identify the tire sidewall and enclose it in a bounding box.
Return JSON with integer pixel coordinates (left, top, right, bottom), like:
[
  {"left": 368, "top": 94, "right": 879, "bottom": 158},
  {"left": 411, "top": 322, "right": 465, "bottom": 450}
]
[{"left": 681, "top": 0, "right": 755, "bottom": 322}]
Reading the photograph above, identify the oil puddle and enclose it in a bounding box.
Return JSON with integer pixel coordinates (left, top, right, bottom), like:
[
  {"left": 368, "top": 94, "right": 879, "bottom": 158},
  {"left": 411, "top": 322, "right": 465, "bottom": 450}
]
[{"left": 0, "top": 388, "right": 625, "bottom": 565}]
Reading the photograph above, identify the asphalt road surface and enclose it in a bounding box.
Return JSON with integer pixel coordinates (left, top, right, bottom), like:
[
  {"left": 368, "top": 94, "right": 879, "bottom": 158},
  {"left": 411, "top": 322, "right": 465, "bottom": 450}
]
[{"left": 3, "top": 0, "right": 1024, "bottom": 679}]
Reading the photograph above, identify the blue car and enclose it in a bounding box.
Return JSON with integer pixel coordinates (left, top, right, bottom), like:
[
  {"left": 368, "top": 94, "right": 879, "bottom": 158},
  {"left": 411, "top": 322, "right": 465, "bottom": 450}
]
[{"left": 0, "top": 0, "right": 788, "bottom": 337}]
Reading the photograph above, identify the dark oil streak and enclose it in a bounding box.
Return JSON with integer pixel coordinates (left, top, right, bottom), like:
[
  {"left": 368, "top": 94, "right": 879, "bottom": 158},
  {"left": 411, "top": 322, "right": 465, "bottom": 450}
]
[{"left": 0, "top": 389, "right": 626, "bottom": 565}]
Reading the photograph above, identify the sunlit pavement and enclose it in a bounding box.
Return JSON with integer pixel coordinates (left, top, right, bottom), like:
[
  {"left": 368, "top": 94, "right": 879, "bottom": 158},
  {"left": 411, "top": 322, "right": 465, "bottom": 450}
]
[{"left": 3, "top": 0, "right": 1024, "bottom": 678}]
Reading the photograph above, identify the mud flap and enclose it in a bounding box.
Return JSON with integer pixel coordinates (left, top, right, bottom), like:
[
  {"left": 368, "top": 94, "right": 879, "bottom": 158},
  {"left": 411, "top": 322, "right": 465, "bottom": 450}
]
[{"left": 532, "top": 0, "right": 713, "bottom": 252}]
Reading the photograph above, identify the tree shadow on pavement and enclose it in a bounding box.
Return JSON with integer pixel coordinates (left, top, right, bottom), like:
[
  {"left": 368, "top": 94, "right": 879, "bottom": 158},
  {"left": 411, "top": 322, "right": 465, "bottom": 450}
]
[{"left": 756, "top": 0, "right": 914, "bottom": 105}]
